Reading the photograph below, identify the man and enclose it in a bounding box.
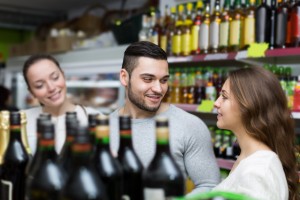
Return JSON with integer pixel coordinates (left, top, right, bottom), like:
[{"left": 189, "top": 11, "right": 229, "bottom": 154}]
[{"left": 109, "top": 41, "right": 220, "bottom": 195}]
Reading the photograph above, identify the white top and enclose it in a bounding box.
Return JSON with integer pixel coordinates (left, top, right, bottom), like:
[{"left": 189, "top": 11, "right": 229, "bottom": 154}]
[
  {"left": 213, "top": 150, "right": 288, "bottom": 200},
  {"left": 24, "top": 105, "right": 100, "bottom": 154}
]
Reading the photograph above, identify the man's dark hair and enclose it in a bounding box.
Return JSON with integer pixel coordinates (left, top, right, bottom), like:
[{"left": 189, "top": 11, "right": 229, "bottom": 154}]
[{"left": 122, "top": 41, "right": 168, "bottom": 76}]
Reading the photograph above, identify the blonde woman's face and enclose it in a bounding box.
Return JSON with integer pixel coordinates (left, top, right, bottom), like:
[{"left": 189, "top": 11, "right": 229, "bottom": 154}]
[
  {"left": 26, "top": 59, "right": 67, "bottom": 108},
  {"left": 214, "top": 79, "right": 242, "bottom": 132}
]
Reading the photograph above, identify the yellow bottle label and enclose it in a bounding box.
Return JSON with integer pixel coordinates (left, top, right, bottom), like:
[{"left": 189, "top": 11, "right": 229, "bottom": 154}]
[
  {"left": 172, "top": 35, "right": 181, "bottom": 54},
  {"left": 200, "top": 23, "right": 209, "bottom": 49},
  {"left": 191, "top": 25, "right": 200, "bottom": 51},
  {"left": 181, "top": 33, "right": 191, "bottom": 56},
  {"left": 219, "top": 21, "right": 229, "bottom": 46},
  {"left": 244, "top": 17, "right": 255, "bottom": 45},
  {"left": 160, "top": 35, "right": 167, "bottom": 52},
  {"left": 229, "top": 20, "right": 241, "bottom": 46}
]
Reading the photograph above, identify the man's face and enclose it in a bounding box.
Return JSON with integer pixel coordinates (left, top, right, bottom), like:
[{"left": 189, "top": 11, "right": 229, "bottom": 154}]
[{"left": 127, "top": 57, "right": 169, "bottom": 112}]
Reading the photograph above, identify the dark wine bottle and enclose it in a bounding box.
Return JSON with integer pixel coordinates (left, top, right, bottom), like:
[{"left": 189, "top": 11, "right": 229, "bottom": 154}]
[
  {"left": 94, "top": 115, "right": 123, "bottom": 200},
  {"left": 1, "top": 111, "right": 29, "bottom": 199},
  {"left": 255, "top": 0, "right": 271, "bottom": 43},
  {"left": 290, "top": 0, "right": 300, "bottom": 46},
  {"left": 117, "top": 115, "right": 144, "bottom": 200},
  {"left": 58, "top": 114, "right": 78, "bottom": 175},
  {"left": 143, "top": 117, "right": 184, "bottom": 199},
  {"left": 269, "top": 0, "right": 277, "bottom": 49},
  {"left": 60, "top": 126, "right": 107, "bottom": 200},
  {"left": 276, "top": 0, "right": 289, "bottom": 48},
  {"left": 27, "top": 120, "right": 65, "bottom": 199}
]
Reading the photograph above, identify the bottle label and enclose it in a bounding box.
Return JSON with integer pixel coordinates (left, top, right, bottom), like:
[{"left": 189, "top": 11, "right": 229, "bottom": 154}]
[
  {"left": 160, "top": 35, "right": 167, "bottom": 52},
  {"left": 219, "top": 21, "right": 229, "bottom": 46},
  {"left": 172, "top": 35, "right": 181, "bottom": 54},
  {"left": 199, "top": 23, "right": 209, "bottom": 49},
  {"left": 291, "top": 13, "right": 300, "bottom": 38},
  {"left": 244, "top": 17, "right": 255, "bottom": 45},
  {"left": 229, "top": 20, "right": 241, "bottom": 45},
  {"left": 191, "top": 25, "right": 200, "bottom": 51},
  {"left": 209, "top": 21, "right": 220, "bottom": 49},
  {"left": 1, "top": 180, "right": 13, "bottom": 200},
  {"left": 181, "top": 33, "right": 191, "bottom": 56}
]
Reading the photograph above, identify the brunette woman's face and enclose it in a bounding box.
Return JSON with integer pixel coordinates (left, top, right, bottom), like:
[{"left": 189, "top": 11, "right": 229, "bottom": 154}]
[
  {"left": 214, "top": 79, "right": 242, "bottom": 132},
  {"left": 26, "top": 59, "right": 67, "bottom": 108}
]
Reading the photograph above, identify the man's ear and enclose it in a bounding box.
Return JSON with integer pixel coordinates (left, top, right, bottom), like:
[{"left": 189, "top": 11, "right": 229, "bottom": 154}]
[{"left": 120, "top": 69, "right": 129, "bottom": 87}]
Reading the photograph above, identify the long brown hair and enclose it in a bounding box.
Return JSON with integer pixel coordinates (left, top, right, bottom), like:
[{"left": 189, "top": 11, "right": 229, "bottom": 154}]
[{"left": 229, "top": 66, "right": 299, "bottom": 200}]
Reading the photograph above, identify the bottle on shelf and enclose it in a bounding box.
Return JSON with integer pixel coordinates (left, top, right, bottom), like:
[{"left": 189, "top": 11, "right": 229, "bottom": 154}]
[
  {"left": 1, "top": 111, "right": 29, "bottom": 199},
  {"left": 181, "top": 3, "right": 193, "bottom": 56},
  {"left": 26, "top": 120, "right": 65, "bottom": 199},
  {"left": 171, "top": 67, "right": 182, "bottom": 104},
  {"left": 269, "top": 0, "right": 277, "bottom": 49},
  {"left": 187, "top": 67, "right": 196, "bottom": 104},
  {"left": 194, "top": 67, "right": 206, "bottom": 104},
  {"left": 219, "top": 0, "right": 231, "bottom": 52},
  {"left": 166, "top": 6, "right": 177, "bottom": 56},
  {"left": 286, "top": 0, "right": 296, "bottom": 47},
  {"left": 255, "top": 0, "right": 271, "bottom": 44},
  {"left": 180, "top": 68, "right": 189, "bottom": 103},
  {"left": 276, "top": 0, "right": 289, "bottom": 48},
  {"left": 290, "top": 0, "right": 300, "bottom": 47},
  {"left": 61, "top": 126, "right": 108, "bottom": 200},
  {"left": 209, "top": 0, "right": 221, "bottom": 53},
  {"left": 160, "top": 5, "right": 171, "bottom": 52},
  {"left": 200, "top": 0, "right": 211, "bottom": 54},
  {"left": 172, "top": 5, "right": 184, "bottom": 56},
  {"left": 229, "top": 0, "right": 243, "bottom": 52},
  {"left": 117, "top": 115, "right": 144, "bottom": 200},
  {"left": 293, "top": 76, "right": 300, "bottom": 111},
  {"left": 139, "top": 14, "right": 150, "bottom": 42},
  {"left": 242, "top": 0, "right": 256, "bottom": 49},
  {"left": 94, "top": 115, "right": 123, "bottom": 200},
  {"left": 143, "top": 117, "right": 184, "bottom": 199},
  {"left": 191, "top": 0, "right": 203, "bottom": 55}
]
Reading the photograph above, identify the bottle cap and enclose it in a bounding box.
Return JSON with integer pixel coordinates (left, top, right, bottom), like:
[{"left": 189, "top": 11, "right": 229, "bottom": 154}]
[
  {"left": 119, "top": 115, "right": 131, "bottom": 130},
  {"left": 9, "top": 111, "right": 20, "bottom": 125}
]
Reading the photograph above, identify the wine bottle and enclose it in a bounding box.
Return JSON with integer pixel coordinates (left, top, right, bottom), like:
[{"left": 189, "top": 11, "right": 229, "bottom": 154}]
[
  {"left": 94, "top": 115, "right": 123, "bottom": 200},
  {"left": 61, "top": 126, "right": 107, "bottom": 200},
  {"left": 27, "top": 120, "right": 65, "bottom": 199},
  {"left": 117, "top": 115, "right": 144, "bottom": 200},
  {"left": 269, "top": 0, "right": 277, "bottom": 49},
  {"left": 276, "top": 0, "right": 289, "bottom": 48},
  {"left": 20, "top": 111, "right": 32, "bottom": 156},
  {"left": 255, "top": 0, "right": 271, "bottom": 43},
  {"left": 0, "top": 111, "right": 9, "bottom": 167},
  {"left": 1, "top": 111, "right": 29, "bottom": 199},
  {"left": 143, "top": 117, "right": 184, "bottom": 200}
]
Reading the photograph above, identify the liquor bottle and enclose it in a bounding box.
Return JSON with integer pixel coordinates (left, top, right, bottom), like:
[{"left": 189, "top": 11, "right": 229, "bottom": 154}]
[
  {"left": 27, "top": 120, "right": 65, "bottom": 199},
  {"left": 187, "top": 67, "right": 196, "bottom": 104},
  {"left": 117, "top": 115, "right": 143, "bottom": 200},
  {"left": 160, "top": 5, "right": 170, "bottom": 52},
  {"left": 200, "top": 0, "right": 211, "bottom": 54},
  {"left": 149, "top": 10, "right": 161, "bottom": 46},
  {"left": 229, "top": 0, "right": 243, "bottom": 52},
  {"left": 1, "top": 111, "right": 29, "bottom": 199},
  {"left": 191, "top": 1, "right": 203, "bottom": 55},
  {"left": 61, "top": 126, "right": 108, "bottom": 200},
  {"left": 286, "top": 0, "right": 296, "bottom": 47},
  {"left": 167, "top": 6, "right": 177, "bottom": 56},
  {"left": 242, "top": 0, "right": 256, "bottom": 49},
  {"left": 58, "top": 117, "right": 78, "bottom": 176},
  {"left": 181, "top": 3, "right": 193, "bottom": 56},
  {"left": 94, "top": 115, "right": 123, "bottom": 200},
  {"left": 26, "top": 114, "right": 52, "bottom": 199},
  {"left": 276, "top": 0, "right": 289, "bottom": 48},
  {"left": 194, "top": 67, "right": 206, "bottom": 104},
  {"left": 143, "top": 117, "right": 184, "bottom": 200},
  {"left": 0, "top": 111, "right": 9, "bottom": 166},
  {"left": 219, "top": 0, "right": 231, "bottom": 52},
  {"left": 171, "top": 67, "right": 182, "bottom": 104},
  {"left": 139, "top": 14, "right": 150, "bottom": 42},
  {"left": 209, "top": 0, "right": 222, "bottom": 53},
  {"left": 290, "top": 0, "right": 300, "bottom": 46},
  {"left": 180, "top": 68, "right": 189, "bottom": 103},
  {"left": 269, "top": 0, "right": 277, "bottom": 49},
  {"left": 20, "top": 111, "right": 32, "bottom": 156},
  {"left": 255, "top": 0, "right": 271, "bottom": 43},
  {"left": 172, "top": 5, "right": 184, "bottom": 56}
]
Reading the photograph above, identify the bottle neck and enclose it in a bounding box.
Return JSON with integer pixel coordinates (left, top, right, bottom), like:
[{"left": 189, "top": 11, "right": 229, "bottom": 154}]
[
  {"left": 119, "top": 129, "right": 133, "bottom": 149},
  {"left": 71, "top": 143, "right": 92, "bottom": 166},
  {"left": 9, "top": 124, "right": 22, "bottom": 142},
  {"left": 38, "top": 139, "right": 57, "bottom": 159}
]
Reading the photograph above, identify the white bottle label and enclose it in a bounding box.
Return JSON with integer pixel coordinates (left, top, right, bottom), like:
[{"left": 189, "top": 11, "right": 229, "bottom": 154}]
[
  {"left": 144, "top": 188, "right": 165, "bottom": 200},
  {"left": 199, "top": 23, "right": 209, "bottom": 50},
  {"left": 209, "top": 21, "right": 219, "bottom": 49},
  {"left": 1, "top": 180, "right": 13, "bottom": 200}
]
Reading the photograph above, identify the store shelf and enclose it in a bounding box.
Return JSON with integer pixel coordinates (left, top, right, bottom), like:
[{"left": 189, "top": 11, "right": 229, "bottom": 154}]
[
  {"left": 217, "top": 158, "right": 235, "bottom": 170},
  {"left": 66, "top": 80, "right": 120, "bottom": 88}
]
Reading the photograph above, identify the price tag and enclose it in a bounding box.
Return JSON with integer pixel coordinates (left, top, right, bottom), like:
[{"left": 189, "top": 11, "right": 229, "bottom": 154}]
[
  {"left": 197, "top": 100, "right": 215, "bottom": 112},
  {"left": 247, "top": 43, "right": 269, "bottom": 58}
]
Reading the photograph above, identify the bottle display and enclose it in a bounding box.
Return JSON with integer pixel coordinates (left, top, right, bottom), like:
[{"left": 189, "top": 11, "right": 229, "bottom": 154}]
[
  {"left": 26, "top": 120, "right": 65, "bottom": 200},
  {"left": 143, "top": 117, "right": 184, "bottom": 200},
  {"left": 94, "top": 115, "right": 123, "bottom": 200},
  {"left": 117, "top": 115, "right": 144, "bottom": 200},
  {"left": 200, "top": 0, "right": 211, "bottom": 54},
  {"left": 255, "top": 0, "right": 271, "bottom": 43},
  {"left": 209, "top": 0, "right": 221, "bottom": 53},
  {"left": 61, "top": 126, "right": 107, "bottom": 200},
  {"left": 1, "top": 111, "right": 29, "bottom": 199}
]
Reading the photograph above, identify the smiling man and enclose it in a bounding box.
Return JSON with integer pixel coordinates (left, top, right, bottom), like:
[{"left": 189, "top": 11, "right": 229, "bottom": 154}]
[{"left": 109, "top": 41, "right": 220, "bottom": 196}]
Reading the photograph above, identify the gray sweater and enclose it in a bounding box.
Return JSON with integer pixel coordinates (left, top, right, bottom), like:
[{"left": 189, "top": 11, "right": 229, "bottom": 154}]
[{"left": 109, "top": 104, "right": 220, "bottom": 195}]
